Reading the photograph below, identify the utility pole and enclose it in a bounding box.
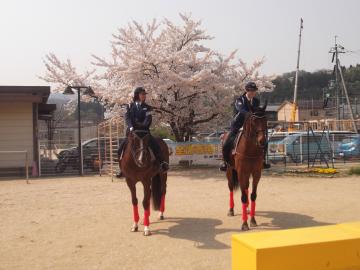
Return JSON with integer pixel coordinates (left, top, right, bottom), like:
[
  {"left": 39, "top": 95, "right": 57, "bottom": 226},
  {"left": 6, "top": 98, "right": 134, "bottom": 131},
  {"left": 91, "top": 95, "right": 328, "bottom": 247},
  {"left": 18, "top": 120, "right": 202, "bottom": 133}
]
[
  {"left": 329, "top": 37, "right": 358, "bottom": 133},
  {"left": 289, "top": 18, "right": 303, "bottom": 131},
  {"left": 293, "top": 18, "right": 303, "bottom": 106}
]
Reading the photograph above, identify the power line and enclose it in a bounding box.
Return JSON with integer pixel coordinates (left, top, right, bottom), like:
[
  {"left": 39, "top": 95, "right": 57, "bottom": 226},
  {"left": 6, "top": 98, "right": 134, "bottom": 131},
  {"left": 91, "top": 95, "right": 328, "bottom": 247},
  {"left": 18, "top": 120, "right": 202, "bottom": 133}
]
[{"left": 329, "top": 36, "right": 358, "bottom": 133}]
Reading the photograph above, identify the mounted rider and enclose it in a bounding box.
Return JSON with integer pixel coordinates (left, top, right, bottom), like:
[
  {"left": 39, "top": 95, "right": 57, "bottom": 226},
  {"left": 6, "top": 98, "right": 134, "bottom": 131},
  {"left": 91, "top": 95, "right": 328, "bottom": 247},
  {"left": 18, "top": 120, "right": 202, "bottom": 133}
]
[
  {"left": 117, "top": 87, "right": 169, "bottom": 177},
  {"left": 220, "top": 81, "right": 270, "bottom": 171}
]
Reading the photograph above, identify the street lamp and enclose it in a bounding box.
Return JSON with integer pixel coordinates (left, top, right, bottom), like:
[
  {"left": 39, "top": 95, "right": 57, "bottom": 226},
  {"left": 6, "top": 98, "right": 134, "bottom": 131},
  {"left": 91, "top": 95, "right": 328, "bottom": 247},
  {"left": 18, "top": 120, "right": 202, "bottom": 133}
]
[{"left": 63, "top": 85, "right": 95, "bottom": 176}]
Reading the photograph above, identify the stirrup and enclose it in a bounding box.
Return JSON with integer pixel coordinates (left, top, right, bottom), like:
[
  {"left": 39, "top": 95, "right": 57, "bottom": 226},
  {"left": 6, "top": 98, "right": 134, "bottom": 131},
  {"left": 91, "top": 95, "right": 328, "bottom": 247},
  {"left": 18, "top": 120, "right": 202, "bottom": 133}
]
[
  {"left": 160, "top": 162, "right": 169, "bottom": 172},
  {"left": 219, "top": 162, "right": 228, "bottom": 172}
]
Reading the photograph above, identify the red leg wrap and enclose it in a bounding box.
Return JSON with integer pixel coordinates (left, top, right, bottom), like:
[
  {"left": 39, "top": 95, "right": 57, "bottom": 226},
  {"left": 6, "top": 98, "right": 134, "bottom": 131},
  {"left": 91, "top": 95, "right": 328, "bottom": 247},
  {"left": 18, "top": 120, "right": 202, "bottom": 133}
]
[
  {"left": 242, "top": 203, "right": 248, "bottom": 222},
  {"left": 133, "top": 205, "right": 139, "bottom": 223},
  {"left": 250, "top": 201, "right": 256, "bottom": 217},
  {"left": 144, "top": 209, "right": 150, "bottom": 226},
  {"left": 160, "top": 195, "right": 165, "bottom": 212},
  {"left": 230, "top": 191, "right": 234, "bottom": 209}
]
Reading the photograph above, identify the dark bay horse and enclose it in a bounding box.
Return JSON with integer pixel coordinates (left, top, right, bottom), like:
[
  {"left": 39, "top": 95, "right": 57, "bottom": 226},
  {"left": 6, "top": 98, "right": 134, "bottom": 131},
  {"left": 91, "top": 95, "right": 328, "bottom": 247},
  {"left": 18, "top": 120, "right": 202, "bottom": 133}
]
[
  {"left": 119, "top": 130, "right": 169, "bottom": 236},
  {"left": 225, "top": 104, "right": 267, "bottom": 231}
]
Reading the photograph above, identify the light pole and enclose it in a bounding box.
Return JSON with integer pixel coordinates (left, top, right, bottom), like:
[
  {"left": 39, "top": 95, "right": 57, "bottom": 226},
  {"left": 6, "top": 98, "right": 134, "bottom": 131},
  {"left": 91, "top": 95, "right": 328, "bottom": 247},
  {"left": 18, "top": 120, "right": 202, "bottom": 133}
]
[{"left": 63, "top": 85, "right": 95, "bottom": 176}]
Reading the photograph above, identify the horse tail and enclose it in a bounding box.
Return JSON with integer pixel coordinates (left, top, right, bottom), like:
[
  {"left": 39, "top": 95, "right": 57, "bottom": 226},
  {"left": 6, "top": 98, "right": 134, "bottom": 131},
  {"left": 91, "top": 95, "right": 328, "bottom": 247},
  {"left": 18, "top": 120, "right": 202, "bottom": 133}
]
[
  {"left": 151, "top": 173, "right": 162, "bottom": 210},
  {"left": 232, "top": 169, "right": 239, "bottom": 191}
]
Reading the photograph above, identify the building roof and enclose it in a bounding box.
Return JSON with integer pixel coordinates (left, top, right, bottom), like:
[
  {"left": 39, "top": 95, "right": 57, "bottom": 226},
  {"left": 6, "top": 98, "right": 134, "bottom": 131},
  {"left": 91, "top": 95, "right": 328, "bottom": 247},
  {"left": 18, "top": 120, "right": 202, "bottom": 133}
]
[
  {"left": 277, "top": 100, "right": 324, "bottom": 111},
  {"left": 0, "top": 86, "right": 51, "bottom": 103},
  {"left": 266, "top": 105, "right": 280, "bottom": 112}
]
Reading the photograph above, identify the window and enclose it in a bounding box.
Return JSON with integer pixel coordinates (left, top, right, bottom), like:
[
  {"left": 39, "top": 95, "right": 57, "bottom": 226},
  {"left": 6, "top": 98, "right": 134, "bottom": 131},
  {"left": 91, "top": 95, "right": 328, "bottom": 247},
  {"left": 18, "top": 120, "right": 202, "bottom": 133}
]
[{"left": 310, "top": 110, "right": 319, "bottom": 116}]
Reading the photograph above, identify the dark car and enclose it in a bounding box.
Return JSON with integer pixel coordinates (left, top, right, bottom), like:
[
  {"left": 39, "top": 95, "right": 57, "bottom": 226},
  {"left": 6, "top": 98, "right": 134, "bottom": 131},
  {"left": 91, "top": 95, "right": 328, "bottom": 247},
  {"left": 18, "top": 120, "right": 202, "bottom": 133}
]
[{"left": 55, "top": 137, "right": 124, "bottom": 173}]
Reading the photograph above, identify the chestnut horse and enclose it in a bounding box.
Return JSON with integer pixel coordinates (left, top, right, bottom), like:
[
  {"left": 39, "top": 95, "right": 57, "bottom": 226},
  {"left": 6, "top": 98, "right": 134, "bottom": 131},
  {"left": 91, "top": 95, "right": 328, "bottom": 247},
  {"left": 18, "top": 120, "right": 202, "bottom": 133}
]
[
  {"left": 119, "top": 130, "right": 169, "bottom": 236},
  {"left": 225, "top": 104, "right": 267, "bottom": 231}
]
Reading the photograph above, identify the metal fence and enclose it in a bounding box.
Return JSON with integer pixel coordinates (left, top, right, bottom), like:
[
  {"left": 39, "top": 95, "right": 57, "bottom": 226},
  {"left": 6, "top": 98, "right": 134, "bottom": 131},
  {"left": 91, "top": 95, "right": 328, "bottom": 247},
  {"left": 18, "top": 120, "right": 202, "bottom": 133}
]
[
  {"left": 37, "top": 116, "right": 360, "bottom": 177},
  {"left": 0, "top": 150, "right": 30, "bottom": 182},
  {"left": 267, "top": 127, "right": 360, "bottom": 168}
]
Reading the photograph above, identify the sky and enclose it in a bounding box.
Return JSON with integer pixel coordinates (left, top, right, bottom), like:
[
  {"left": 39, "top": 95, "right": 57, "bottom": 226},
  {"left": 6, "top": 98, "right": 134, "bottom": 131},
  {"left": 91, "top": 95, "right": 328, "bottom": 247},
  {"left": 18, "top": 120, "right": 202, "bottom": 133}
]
[{"left": 1, "top": 0, "right": 360, "bottom": 86}]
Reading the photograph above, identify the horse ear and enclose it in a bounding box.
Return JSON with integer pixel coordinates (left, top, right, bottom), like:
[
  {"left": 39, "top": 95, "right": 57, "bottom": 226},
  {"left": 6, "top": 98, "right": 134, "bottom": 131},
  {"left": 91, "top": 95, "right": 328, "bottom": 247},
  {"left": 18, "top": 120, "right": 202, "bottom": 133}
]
[{"left": 261, "top": 99, "right": 268, "bottom": 111}]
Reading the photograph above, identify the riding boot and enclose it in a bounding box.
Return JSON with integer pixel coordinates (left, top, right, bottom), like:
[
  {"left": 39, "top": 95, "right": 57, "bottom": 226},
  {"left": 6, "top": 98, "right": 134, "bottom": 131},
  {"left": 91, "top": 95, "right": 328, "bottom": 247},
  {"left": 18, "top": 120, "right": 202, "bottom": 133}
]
[
  {"left": 219, "top": 162, "right": 228, "bottom": 172},
  {"left": 149, "top": 137, "right": 169, "bottom": 172}
]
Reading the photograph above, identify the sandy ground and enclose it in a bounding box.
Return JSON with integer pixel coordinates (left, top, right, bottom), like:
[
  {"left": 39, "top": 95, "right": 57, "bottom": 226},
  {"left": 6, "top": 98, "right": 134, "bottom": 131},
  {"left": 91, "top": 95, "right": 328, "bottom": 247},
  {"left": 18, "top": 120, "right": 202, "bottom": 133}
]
[{"left": 0, "top": 169, "right": 360, "bottom": 270}]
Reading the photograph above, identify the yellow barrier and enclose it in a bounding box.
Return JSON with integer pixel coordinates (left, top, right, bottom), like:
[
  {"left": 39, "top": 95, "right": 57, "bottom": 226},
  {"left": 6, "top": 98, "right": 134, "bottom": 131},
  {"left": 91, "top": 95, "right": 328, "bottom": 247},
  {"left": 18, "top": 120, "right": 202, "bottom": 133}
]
[{"left": 232, "top": 222, "right": 360, "bottom": 270}]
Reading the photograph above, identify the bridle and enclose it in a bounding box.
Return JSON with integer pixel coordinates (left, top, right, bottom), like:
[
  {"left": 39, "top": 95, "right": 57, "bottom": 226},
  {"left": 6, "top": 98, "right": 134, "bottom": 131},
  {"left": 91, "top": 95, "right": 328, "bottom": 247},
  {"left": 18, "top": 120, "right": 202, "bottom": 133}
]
[
  {"left": 244, "top": 113, "right": 267, "bottom": 148},
  {"left": 129, "top": 130, "right": 151, "bottom": 168},
  {"left": 234, "top": 112, "right": 267, "bottom": 159}
]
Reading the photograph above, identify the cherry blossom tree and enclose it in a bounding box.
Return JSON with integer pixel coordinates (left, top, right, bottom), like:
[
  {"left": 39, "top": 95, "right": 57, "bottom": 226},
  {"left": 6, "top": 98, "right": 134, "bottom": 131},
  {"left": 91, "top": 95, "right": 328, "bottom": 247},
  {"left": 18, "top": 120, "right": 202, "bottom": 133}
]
[{"left": 41, "top": 14, "right": 273, "bottom": 142}]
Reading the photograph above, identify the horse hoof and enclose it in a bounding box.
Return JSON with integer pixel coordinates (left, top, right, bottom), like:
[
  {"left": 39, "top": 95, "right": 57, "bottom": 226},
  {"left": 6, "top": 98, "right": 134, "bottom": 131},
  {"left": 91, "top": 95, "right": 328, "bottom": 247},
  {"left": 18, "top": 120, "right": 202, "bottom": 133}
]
[
  {"left": 143, "top": 230, "right": 152, "bottom": 236},
  {"left": 250, "top": 217, "right": 257, "bottom": 227},
  {"left": 227, "top": 209, "right": 234, "bottom": 216},
  {"left": 131, "top": 226, "right": 138, "bottom": 232},
  {"left": 242, "top": 222, "right": 250, "bottom": 231}
]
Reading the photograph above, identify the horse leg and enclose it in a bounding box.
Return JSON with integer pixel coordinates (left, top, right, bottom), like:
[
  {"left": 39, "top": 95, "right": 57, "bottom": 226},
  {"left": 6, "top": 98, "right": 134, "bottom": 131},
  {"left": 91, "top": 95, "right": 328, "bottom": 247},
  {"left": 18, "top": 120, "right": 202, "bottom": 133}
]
[
  {"left": 245, "top": 188, "right": 250, "bottom": 214},
  {"left": 250, "top": 172, "right": 261, "bottom": 227},
  {"left": 227, "top": 168, "right": 237, "bottom": 216},
  {"left": 142, "top": 181, "right": 152, "bottom": 236},
  {"left": 126, "top": 178, "right": 139, "bottom": 232},
  {"left": 159, "top": 173, "right": 167, "bottom": 220},
  {"left": 239, "top": 172, "right": 251, "bottom": 231},
  {"left": 227, "top": 172, "right": 234, "bottom": 216}
]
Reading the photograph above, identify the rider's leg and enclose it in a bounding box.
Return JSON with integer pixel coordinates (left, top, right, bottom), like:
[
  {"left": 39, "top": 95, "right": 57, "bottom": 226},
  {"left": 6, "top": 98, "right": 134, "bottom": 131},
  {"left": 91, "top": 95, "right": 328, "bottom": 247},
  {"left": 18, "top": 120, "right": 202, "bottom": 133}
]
[
  {"left": 116, "top": 137, "right": 128, "bottom": 178},
  {"left": 118, "top": 138, "right": 127, "bottom": 158},
  {"left": 220, "top": 130, "right": 238, "bottom": 171},
  {"left": 149, "top": 136, "right": 169, "bottom": 172},
  {"left": 220, "top": 113, "right": 245, "bottom": 171},
  {"left": 223, "top": 130, "right": 237, "bottom": 163}
]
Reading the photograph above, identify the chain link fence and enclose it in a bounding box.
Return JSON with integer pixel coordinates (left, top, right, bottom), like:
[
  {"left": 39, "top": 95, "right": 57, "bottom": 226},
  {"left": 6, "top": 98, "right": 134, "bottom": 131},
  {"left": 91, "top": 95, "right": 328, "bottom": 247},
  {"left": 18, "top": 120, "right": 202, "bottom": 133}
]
[{"left": 36, "top": 117, "right": 360, "bottom": 177}]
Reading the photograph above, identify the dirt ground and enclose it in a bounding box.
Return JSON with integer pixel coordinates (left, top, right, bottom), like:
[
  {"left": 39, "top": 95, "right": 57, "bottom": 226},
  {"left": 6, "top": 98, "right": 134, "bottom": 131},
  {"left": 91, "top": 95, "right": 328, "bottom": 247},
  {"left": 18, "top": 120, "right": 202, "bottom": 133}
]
[{"left": 0, "top": 169, "right": 359, "bottom": 270}]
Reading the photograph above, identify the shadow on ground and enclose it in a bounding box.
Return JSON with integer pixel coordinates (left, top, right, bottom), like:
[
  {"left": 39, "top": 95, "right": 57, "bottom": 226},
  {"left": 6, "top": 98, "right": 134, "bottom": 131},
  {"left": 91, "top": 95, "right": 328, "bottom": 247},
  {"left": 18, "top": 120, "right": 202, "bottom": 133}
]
[
  {"left": 152, "top": 217, "right": 235, "bottom": 249},
  {"left": 256, "top": 211, "right": 333, "bottom": 229},
  {"left": 151, "top": 211, "right": 333, "bottom": 249}
]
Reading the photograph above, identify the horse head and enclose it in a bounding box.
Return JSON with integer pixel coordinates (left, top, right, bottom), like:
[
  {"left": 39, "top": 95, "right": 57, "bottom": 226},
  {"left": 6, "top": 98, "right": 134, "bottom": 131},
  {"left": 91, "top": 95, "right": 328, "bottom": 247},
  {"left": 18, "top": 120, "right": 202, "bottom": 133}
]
[
  {"left": 247, "top": 100, "right": 268, "bottom": 148},
  {"left": 128, "top": 130, "right": 151, "bottom": 168}
]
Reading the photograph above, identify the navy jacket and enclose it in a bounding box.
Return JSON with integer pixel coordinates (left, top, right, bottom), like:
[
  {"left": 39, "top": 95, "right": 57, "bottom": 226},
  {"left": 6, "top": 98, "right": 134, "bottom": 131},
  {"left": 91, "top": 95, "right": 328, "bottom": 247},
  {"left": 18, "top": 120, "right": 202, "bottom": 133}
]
[
  {"left": 125, "top": 102, "right": 153, "bottom": 131},
  {"left": 230, "top": 93, "right": 260, "bottom": 131},
  {"left": 234, "top": 93, "right": 260, "bottom": 115}
]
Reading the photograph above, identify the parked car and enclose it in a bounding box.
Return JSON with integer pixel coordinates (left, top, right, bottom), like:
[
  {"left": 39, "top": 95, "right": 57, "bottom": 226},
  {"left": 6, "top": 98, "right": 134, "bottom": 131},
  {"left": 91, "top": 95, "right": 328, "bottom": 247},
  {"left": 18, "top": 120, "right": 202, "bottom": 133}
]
[
  {"left": 267, "top": 132, "right": 332, "bottom": 163},
  {"left": 337, "top": 135, "right": 360, "bottom": 159},
  {"left": 55, "top": 137, "right": 124, "bottom": 173}
]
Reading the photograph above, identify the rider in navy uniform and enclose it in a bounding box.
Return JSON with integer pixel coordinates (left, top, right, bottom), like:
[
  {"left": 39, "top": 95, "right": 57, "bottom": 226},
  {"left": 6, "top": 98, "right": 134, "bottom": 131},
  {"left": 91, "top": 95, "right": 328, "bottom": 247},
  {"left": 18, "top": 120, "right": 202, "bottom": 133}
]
[
  {"left": 117, "top": 87, "right": 169, "bottom": 177},
  {"left": 220, "top": 81, "right": 270, "bottom": 171}
]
